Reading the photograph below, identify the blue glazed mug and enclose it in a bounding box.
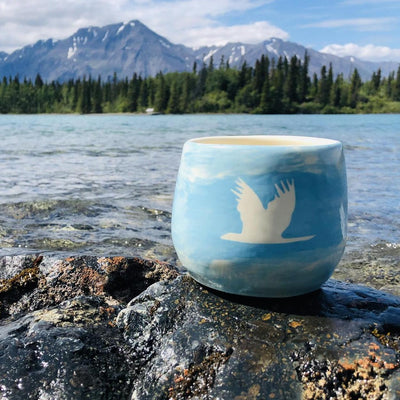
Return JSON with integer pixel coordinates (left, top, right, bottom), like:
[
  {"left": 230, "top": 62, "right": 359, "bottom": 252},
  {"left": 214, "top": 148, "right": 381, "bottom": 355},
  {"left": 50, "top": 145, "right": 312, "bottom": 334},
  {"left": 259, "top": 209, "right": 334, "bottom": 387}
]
[{"left": 171, "top": 135, "right": 347, "bottom": 297}]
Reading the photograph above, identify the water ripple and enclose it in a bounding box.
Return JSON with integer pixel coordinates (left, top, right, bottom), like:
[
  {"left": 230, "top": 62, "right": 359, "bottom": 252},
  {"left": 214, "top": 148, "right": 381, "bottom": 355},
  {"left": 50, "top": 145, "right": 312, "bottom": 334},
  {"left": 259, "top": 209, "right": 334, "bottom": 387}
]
[{"left": 0, "top": 114, "right": 398, "bottom": 260}]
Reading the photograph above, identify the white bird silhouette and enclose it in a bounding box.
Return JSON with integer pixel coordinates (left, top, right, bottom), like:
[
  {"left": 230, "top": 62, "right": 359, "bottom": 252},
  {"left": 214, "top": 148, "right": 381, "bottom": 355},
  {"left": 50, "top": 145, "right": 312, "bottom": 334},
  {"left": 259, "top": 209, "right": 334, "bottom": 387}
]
[{"left": 221, "top": 178, "right": 315, "bottom": 244}]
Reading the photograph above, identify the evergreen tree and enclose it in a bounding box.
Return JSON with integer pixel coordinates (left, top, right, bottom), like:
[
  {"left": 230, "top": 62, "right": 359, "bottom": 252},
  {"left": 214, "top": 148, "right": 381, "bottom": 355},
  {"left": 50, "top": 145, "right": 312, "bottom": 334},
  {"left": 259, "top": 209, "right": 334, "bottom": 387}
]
[
  {"left": 259, "top": 70, "right": 271, "bottom": 113},
  {"left": 386, "top": 72, "right": 394, "bottom": 99},
  {"left": 167, "top": 77, "right": 181, "bottom": 113},
  {"left": 35, "top": 74, "right": 44, "bottom": 88},
  {"left": 298, "top": 52, "right": 310, "bottom": 103},
  {"left": 238, "top": 62, "right": 252, "bottom": 89},
  {"left": 392, "top": 66, "right": 400, "bottom": 101},
  {"left": 284, "top": 55, "right": 299, "bottom": 104},
  {"left": 78, "top": 76, "right": 92, "bottom": 114},
  {"left": 154, "top": 73, "right": 168, "bottom": 112},
  {"left": 348, "top": 68, "right": 362, "bottom": 108},
  {"left": 138, "top": 79, "right": 149, "bottom": 109},
  {"left": 317, "top": 64, "right": 332, "bottom": 106},
  {"left": 127, "top": 73, "right": 140, "bottom": 112},
  {"left": 93, "top": 76, "right": 103, "bottom": 113},
  {"left": 1, "top": 53, "right": 400, "bottom": 115},
  {"left": 310, "top": 73, "right": 319, "bottom": 98},
  {"left": 330, "top": 74, "right": 343, "bottom": 108},
  {"left": 371, "top": 68, "right": 381, "bottom": 93},
  {"left": 208, "top": 56, "right": 214, "bottom": 73},
  {"left": 269, "top": 57, "right": 284, "bottom": 112},
  {"left": 254, "top": 55, "right": 267, "bottom": 94},
  {"left": 180, "top": 73, "right": 195, "bottom": 113},
  {"left": 196, "top": 63, "right": 208, "bottom": 97}
]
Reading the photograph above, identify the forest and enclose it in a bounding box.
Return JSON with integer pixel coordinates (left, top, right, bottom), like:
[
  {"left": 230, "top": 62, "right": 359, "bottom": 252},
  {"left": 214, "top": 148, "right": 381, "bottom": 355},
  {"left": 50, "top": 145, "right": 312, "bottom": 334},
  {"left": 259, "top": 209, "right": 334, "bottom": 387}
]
[{"left": 1, "top": 52, "right": 400, "bottom": 114}]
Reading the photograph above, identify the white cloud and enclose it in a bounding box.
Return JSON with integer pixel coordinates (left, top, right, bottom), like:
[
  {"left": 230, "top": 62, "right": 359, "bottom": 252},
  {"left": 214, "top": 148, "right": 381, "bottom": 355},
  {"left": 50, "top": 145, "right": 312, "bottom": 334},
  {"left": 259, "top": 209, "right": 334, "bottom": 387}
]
[
  {"left": 321, "top": 43, "right": 400, "bottom": 62},
  {"left": 303, "top": 17, "right": 396, "bottom": 31},
  {"left": 0, "top": 0, "right": 282, "bottom": 53},
  {"left": 0, "top": 0, "right": 127, "bottom": 52},
  {"left": 179, "top": 21, "right": 289, "bottom": 48}
]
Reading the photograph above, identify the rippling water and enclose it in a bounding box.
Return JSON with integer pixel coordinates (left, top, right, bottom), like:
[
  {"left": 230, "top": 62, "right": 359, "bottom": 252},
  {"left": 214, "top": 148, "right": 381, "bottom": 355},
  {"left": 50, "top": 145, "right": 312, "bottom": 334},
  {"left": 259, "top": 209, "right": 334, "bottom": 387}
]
[{"left": 0, "top": 114, "right": 398, "bottom": 262}]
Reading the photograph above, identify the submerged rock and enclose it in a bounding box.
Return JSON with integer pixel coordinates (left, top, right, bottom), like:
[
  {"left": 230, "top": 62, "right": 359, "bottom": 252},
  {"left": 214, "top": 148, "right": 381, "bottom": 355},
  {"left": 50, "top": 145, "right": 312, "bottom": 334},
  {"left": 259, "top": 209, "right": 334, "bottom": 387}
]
[{"left": 1, "top": 255, "right": 400, "bottom": 399}]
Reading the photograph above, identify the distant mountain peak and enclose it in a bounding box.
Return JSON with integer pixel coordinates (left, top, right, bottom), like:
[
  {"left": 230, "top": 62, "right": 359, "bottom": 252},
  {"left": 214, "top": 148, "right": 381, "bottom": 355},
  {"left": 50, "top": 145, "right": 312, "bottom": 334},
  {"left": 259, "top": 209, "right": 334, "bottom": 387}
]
[{"left": 0, "top": 20, "right": 396, "bottom": 82}]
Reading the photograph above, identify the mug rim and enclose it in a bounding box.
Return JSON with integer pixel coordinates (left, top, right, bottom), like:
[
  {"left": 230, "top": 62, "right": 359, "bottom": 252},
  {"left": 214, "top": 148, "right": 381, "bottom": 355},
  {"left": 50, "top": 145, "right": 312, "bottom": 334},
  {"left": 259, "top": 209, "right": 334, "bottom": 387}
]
[{"left": 188, "top": 135, "right": 341, "bottom": 147}]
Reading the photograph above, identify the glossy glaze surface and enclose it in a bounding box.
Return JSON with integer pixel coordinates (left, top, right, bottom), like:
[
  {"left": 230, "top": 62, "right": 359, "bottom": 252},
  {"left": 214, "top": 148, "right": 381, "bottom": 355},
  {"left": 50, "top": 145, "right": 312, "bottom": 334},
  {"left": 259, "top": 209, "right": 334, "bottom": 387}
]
[{"left": 172, "top": 135, "right": 347, "bottom": 297}]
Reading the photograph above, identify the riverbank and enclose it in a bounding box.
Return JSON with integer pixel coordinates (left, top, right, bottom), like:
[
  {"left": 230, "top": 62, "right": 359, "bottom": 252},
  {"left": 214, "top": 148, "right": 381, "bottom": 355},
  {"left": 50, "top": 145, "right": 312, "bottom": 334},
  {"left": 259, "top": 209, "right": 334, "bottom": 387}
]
[{"left": 1, "top": 245, "right": 399, "bottom": 399}]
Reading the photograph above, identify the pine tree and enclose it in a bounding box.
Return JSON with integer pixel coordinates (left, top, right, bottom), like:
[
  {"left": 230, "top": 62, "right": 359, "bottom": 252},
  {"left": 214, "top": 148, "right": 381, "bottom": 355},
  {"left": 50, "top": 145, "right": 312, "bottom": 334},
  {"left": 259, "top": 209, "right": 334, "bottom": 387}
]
[
  {"left": 348, "top": 68, "right": 362, "bottom": 108},
  {"left": 180, "top": 73, "right": 195, "bottom": 113},
  {"left": 138, "top": 79, "right": 149, "bottom": 109},
  {"left": 371, "top": 68, "right": 381, "bottom": 93},
  {"left": 78, "top": 76, "right": 92, "bottom": 114},
  {"left": 154, "top": 73, "right": 168, "bottom": 112},
  {"left": 392, "top": 66, "right": 400, "bottom": 101},
  {"left": 167, "top": 78, "right": 181, "bottom": 113},
  {"left": 284, "top": 55, "right": 299, "bottom": 104},
  {"left": 127, "top": 73, "right": 140, "bottom": 112},
  {"left": 238, "top": 61, "right": 251, "bottom": 89},
  {"left": 386, "top": 72, "right": 394, "bottom": 99},
  {"left": 254, "top": 55, "right": 267, "bottom": 94},
  {"left": 298, "top": 52, "right": 310, "bottom": 103},
  {"left": 330, "top": 74, "right": 343, "bottom": 108},
  {"left": 269, "top": 57, "right": 284, "bottom": 112},
  {"left": 93, "top": 76, "right": 103, "bottom": 113},
  {"left": 196, "top": 63, "right": 207, "bottom": 97},
  {"left": 317, "top": 65, "right": 332, "bottom": 106},
  {"left": 259, "top": 70, "right": 271, "bottom": 113}
]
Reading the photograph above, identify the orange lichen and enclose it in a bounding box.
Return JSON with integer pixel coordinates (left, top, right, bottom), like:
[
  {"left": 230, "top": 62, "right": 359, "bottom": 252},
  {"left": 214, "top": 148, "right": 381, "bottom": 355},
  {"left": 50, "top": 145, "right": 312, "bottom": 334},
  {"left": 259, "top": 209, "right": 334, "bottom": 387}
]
[
  {"left": 262, "top": 313, "right": 272, "bottom": 321},
  {"left": 339, "top": 342, "right": 399, "bottom": 374},
  {"left": 289, "top": 320, "right": 302, "bottom": 329}
]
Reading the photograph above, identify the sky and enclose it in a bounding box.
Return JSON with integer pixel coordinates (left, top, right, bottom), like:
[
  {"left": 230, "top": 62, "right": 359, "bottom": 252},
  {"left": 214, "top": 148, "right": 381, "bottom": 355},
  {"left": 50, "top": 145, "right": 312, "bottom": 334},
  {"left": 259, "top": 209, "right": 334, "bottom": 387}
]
[{"left": 1, "top": 0, "right": 400, "bottom": 62}]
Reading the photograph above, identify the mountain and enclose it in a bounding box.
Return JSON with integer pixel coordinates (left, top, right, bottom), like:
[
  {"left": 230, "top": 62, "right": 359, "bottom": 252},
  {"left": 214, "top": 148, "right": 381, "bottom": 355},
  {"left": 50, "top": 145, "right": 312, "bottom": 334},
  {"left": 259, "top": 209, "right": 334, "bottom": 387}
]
[
  {"left": 0, "top": 21, "right": 195, "bottom": 82},
  {"left": 194, "top": 38, "right": 399, "bottom": 80},
  {"left": 0, "top": 20, "right": 398, "bottom": 82}
]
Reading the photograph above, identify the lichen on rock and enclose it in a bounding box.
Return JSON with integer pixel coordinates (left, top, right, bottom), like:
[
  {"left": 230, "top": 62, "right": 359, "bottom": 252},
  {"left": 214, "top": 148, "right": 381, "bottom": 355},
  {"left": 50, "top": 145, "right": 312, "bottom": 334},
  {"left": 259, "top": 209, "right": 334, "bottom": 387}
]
[{"left": 1, "top": 254, "right": 400, "bottom": 399}]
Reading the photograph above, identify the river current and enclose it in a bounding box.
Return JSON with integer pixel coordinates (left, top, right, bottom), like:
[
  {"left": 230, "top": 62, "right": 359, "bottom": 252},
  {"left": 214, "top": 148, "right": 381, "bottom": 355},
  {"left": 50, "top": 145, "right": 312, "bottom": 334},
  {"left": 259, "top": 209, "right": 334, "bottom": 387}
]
[{"left": 0, "top": 114, "right": 398, "bottom": 263}]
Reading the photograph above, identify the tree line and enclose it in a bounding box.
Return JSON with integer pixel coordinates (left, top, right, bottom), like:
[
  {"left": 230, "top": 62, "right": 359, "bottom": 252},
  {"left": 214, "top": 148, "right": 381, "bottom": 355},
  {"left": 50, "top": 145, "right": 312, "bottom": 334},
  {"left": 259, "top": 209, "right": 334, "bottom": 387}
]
[{"left": 1, "top": 53, "right": 400, "bottom": 114}]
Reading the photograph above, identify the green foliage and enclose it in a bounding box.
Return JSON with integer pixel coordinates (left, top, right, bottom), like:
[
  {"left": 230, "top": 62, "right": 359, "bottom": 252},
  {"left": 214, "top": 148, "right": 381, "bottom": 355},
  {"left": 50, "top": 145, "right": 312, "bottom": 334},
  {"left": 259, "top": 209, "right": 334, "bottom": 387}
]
[{"left": 1, "top": 56, "right": 400, "bottom": 114}]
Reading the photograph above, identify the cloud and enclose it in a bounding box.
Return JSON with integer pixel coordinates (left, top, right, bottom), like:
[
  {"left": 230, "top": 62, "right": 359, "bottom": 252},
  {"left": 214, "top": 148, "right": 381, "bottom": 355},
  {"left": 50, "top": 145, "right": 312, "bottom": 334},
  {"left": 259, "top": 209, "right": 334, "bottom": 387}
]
[
  {"left": 0, "top": 0, "right": 127, "bottom": 52},
  {"left": 302, "top": 17, "right": 396, "bottom": 31},
  {"left": 0, "top": 0, "right": 282, "bottom": 53},
  {"left": 321, "top": 43, "right": 400, "bottom": 62},
  {"left": 179, "top": 21, "right": 289, "bottom": 48}
]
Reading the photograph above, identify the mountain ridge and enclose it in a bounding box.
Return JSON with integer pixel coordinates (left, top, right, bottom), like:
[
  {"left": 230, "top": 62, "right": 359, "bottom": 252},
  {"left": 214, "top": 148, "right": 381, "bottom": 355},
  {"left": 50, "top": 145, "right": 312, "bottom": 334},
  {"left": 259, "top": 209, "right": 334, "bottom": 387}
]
[{"left": 0, "top": 20, "right": 398, "bottom": 82}]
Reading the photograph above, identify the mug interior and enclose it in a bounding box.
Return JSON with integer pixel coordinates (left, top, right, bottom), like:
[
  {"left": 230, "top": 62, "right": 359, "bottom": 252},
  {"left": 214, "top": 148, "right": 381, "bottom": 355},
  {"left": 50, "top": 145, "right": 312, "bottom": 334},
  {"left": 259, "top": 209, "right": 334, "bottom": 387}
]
[{"left": 190, "top": 135, "right": 339, "bottom": 146}]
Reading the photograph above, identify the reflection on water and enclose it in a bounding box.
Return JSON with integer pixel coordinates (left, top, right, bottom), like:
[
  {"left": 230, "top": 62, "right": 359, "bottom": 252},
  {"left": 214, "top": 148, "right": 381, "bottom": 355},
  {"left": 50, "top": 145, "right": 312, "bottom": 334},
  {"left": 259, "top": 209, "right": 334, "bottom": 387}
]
[{"left": 0, "top": 114, "right": 398, "bottom": 262}]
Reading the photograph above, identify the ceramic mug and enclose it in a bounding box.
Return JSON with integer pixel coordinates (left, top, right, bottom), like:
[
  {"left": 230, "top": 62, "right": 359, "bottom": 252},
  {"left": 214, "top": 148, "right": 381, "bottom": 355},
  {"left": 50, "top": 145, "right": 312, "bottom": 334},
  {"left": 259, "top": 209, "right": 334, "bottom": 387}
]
[{"left": 171, "top": 135, "right": 347, "bottom": 297}]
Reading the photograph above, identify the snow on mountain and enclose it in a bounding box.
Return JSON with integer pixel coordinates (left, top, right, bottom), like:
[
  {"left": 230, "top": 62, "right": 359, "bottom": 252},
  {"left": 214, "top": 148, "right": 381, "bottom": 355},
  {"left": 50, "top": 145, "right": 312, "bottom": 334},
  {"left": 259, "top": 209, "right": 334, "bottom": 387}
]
[{"left": 0, "top": 20, "right": 397, "bottom": 82}]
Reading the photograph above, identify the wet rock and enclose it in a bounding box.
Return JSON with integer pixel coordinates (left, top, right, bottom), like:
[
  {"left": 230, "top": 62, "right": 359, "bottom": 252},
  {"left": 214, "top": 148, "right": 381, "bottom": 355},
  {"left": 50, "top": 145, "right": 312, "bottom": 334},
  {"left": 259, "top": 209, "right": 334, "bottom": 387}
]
[
  {"left": 0, "top": 255, "right": 178, "bottom": 400},
  {"left": 0, "top": 296, "right": 132, "bottom": 399},
  {"left": 1, "top": 254, "right": 400, "bottom": 399},
  {"left": 334, "top": 243, "right": 400, "bottom": 296},
  {"left": 1, "top": 255, "right": 179, "bottom": 318},
  {"left": 117, "top": 275, "right": 400, "bottom": 400}
]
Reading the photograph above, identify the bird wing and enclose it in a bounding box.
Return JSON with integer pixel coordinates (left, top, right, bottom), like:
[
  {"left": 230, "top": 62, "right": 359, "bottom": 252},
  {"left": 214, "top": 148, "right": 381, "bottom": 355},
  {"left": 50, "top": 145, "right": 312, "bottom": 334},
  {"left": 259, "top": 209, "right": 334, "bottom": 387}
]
[
  {"left": 265, "top": 179, "right": 296, "bottom": 231},
  {"left": 232, "top": 178, "right": 265, "bottom": 224}
]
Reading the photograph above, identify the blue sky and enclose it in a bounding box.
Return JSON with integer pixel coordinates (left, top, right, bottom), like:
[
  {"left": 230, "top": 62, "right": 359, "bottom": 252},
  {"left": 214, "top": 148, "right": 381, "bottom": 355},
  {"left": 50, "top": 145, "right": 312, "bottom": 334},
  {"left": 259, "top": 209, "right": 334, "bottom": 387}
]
[{"left": 1, "top": 0, "right": 400, "bottom": 61}]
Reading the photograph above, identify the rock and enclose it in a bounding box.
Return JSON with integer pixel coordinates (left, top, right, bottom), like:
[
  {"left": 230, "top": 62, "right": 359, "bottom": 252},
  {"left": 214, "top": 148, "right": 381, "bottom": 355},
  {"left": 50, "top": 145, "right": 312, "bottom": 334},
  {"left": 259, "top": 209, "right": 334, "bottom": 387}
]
[
  {"left": 0, "top": 255, "right": 179, "bottom": 400},
  {"left": 333, "top": 243, "right": 400, "bottom": 296},
  {"left": 0, "top": 255, "right": 178, "bottom": 318},
  {"left": 0, "top": 296, "right": 132, "bottom": 399},
  {"left": 1, "top": 255, "right": 400, "bottom": 399},
  {"left": 117, "top": 275, "right": 400, "bottom": 400}
]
